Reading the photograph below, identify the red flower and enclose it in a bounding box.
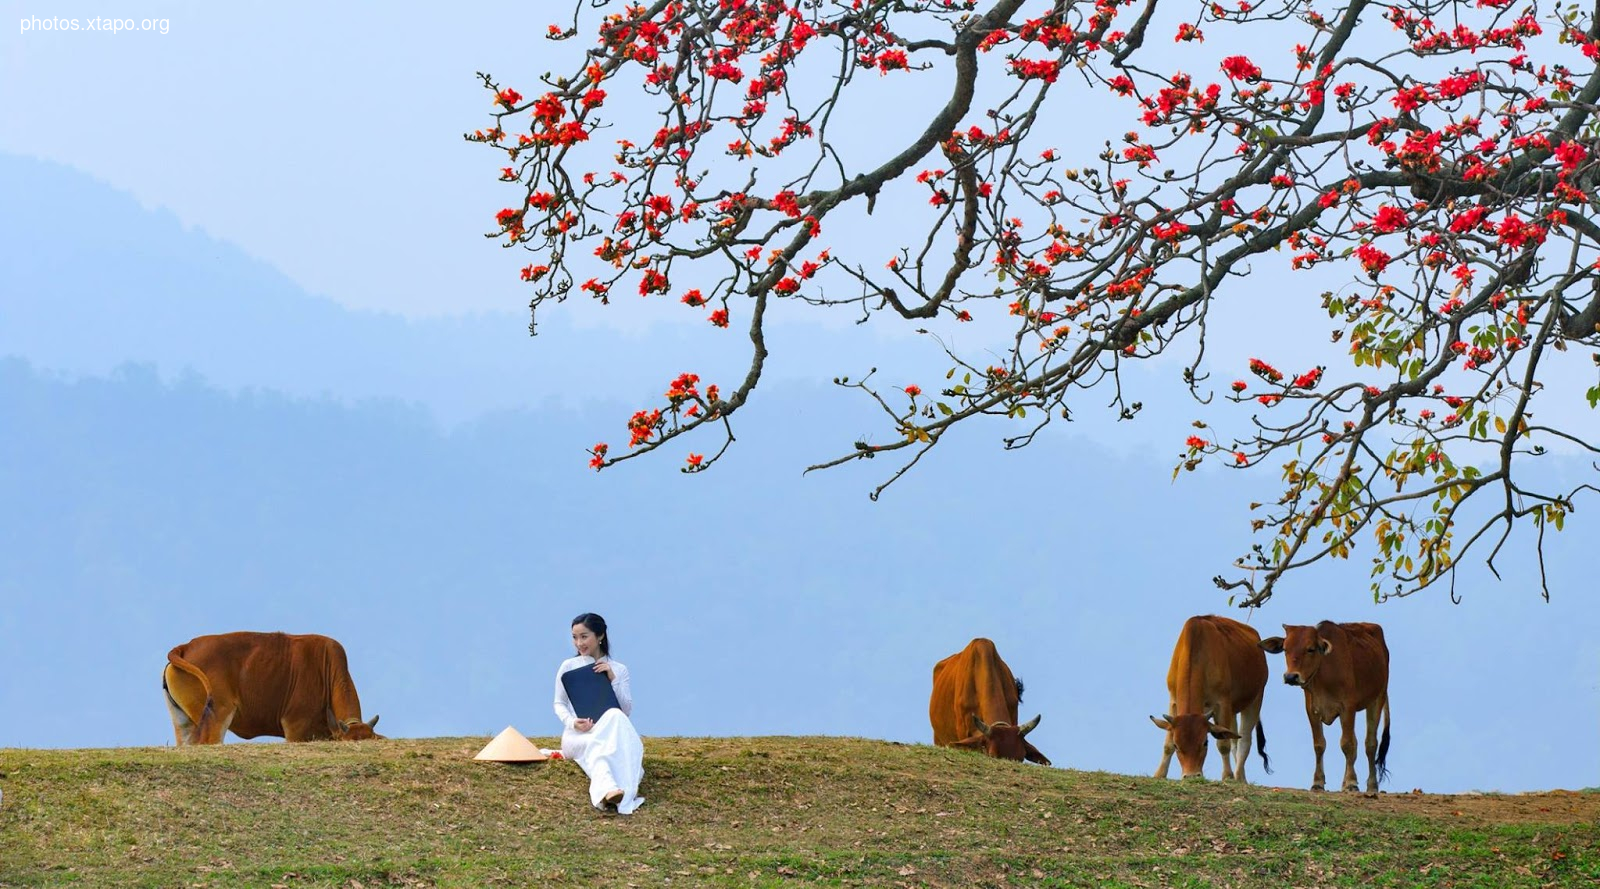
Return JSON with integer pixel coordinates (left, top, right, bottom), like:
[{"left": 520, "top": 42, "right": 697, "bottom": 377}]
[
  {"left": 1220, "top": 56, "right": 1261, "bottom": 81},
  {"left": 1355, "top": 243, "right": 1391, "bottom": 276},
  {"left": 1370, "top": 205, "right": 1407, "bottom": 233},
  {"left": 904, "top": 385, "right": 922, "bottom": 397},
  {"left": 1248, "top": 358, "right": 1284, "bottom": 383},
  {"left": 587, "top": 442, "right": 608, "bottom": 470},
  {"left": 1186, "top": 435, "right": 1209, "bottom": 449},
  {"left": 709, "top": 308, "right": 730, "bottom": 327},
  {"left": 685, "top": 453, "right": 705, "bottom": 468},
  {"left": 1231, "top": 380, "right": 1247, "bottom": 392}
]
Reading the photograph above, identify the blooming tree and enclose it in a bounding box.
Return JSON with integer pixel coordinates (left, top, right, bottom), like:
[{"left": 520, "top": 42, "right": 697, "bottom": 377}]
[{"left": 472, "top": 0, "right": 1600, "bottom": 606}]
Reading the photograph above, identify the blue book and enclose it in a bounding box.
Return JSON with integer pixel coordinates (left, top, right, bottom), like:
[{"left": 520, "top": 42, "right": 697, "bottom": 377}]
[{"left": 560, "top": 663, "right": 622, "bottom": 722}]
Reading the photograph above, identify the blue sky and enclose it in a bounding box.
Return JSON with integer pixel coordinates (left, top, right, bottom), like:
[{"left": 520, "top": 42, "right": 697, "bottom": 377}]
[{"left": 2, "top": 2, "right": 1597, "bottom": 794}]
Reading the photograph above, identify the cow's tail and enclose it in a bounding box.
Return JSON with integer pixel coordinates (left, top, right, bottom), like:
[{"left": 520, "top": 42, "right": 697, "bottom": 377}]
[
  {"left": 1254, "top": 718, "right": 1272, "bottom": 775},
  {"left": 1375, "top": 696, "right": 1392, "bottom": 787},
  {"left": 165, "top": 647, "right": 216, "bottom": 738}
]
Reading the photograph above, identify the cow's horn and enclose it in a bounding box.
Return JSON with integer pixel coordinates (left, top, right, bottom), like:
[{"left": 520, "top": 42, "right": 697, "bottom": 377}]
[
  {"left": 368, "top": 715, "right": 379, "bottom": 729},
  {"left": 970, "top": 713, "right": 992, "bottom": 737},
  {"left": 1018, "top": 714, "right": 1041, "bottom": 737}
]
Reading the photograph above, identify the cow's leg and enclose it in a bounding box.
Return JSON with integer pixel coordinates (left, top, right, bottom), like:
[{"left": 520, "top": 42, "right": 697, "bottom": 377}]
[
  {"left": 1233, "top": 702, "right": 1259, "bottom": 785},
  {"left": 1215, "top": 707, "right": 1237, "bottom": 782},
  {"left": 163, "top": 664, "right": 208, "bottom": 745},
  {"left": 281, "top": 716, "right": 320, "bottom": 742},
  {"left": 197, "top": 703, "right": 233, "bottom": 745},
  {"left": 1305, "top": 697, "right": 1326, "bottom": 791},
  {"left": 1362, "top": 698, "right": 1383, "bottom": 795},
  {"left": 1338, "top": 710, "right": 1360, "bottom": 792},
  {"left": 165, "top": 691, "right": 195, "bottom": 745}
]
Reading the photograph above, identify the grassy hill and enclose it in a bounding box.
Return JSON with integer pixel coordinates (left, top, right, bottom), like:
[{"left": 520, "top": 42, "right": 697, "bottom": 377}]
[{"left": 1, "top": 737, "right": 1595, "bottom": 887}]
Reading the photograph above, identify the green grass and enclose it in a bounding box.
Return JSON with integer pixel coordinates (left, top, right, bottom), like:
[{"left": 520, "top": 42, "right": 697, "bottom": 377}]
[{"left": 1, "top": 736, "right": 1594, "bottom": 887}]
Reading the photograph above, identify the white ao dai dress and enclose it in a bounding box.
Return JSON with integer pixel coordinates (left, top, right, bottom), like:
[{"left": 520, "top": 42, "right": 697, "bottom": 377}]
[{"left": 553, "top": 655, "right": 645, "bottom": 814}]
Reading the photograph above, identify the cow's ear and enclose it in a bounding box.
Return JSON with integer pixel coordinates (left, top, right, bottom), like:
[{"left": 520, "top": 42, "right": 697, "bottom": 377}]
[
  {"left": 1317, "top": 638, "right": 1333, "bottom": 655},
  {"left": 1023, "top": 742, "right": 1051, "bottom": 766},
  {"left": 951, "top": 734, "right": 986, "bottom": 750},
  {"left": 1259, "top": 637, "right": 1285, "bottom": 654},
  {"left": 1149, "top": 715, "right": 1173, "bottom": 731},
  {"left": 1207, "top": 725, "right": 1242, "bottom": 741}
]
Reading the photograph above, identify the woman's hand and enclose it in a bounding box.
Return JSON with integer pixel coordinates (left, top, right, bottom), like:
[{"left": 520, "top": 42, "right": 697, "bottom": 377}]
[
  {"left": 593, "top": 661, "right": 615, "bottom": 681},
  {"left": 573, "top": 717, "right": 594, "bottom": 732}
]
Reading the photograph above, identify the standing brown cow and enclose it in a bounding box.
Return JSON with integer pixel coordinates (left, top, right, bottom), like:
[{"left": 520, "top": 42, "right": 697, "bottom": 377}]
[
  {"left": 929, "top": 638, "right": 1049, "bottom": 764},
  {"left": 163, "top": 632, "right": 382, "bottom": 744},
  {"left": 1150, "top": 615, "right": 1271, "bottom": 782},
  {"left": 1260, "top": 621, "right": 1391, "bottom": 794}
]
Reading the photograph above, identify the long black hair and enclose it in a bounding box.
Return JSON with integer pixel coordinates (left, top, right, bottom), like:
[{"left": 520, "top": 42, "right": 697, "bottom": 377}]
[{"left": 571, "top": 612, "right": 610, "bottom": 657}]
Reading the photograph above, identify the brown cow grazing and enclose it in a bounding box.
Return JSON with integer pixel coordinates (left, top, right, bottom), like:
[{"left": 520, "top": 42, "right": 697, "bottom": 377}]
[
  {"left": 1149, "top": 615, "right": 1271, "bottom": 783},
  {"left": 1260, "top": 622, "right": 1391, "bottom": 794},
  {"left": 929, "top": 638, "right": 1049, "bottom": 764},
  {"left": 163, "top": 632, "right": 382, "bottom": 744}
]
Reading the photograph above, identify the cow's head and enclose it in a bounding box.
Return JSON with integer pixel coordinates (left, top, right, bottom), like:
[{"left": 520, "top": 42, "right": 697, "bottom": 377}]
[
  {"left": 1259, "top": 624, "right": 1331, "bottom": 687},
  {"left": 334, "top": 714, "right": 383, "bottom": 741},
  {"left": 1149, "top": 712, "right": 1239, "bottom": 779},
  {"left": 952, "top": 712, "right": 1041, "bottom": 761}
]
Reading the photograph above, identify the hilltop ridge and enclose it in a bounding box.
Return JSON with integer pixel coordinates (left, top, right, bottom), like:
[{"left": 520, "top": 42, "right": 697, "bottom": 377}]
[{"left": 1, "top": 736, "right": 1594, "bottom": 887}]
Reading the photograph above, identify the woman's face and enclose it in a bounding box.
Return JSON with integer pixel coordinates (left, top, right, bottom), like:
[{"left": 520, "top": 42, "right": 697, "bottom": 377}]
[{"left": 572, "top": 623, "right": 603, "bottom": 659}]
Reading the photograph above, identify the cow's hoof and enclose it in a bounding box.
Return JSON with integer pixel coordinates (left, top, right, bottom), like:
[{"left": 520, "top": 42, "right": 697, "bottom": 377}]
[
  {"left": 1342, "top": 784, "right": 1361, "bottom": 793},
  {"left": 1310, "top": 784, "right": 1325, "bottom": 792}
]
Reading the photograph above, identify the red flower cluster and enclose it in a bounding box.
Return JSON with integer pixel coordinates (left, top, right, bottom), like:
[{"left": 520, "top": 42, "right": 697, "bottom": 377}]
[
  {"left": 1220, "top": 55, "right": 1261, "bottom": 81},
  {"left": 666, "top": 373, "right": 700, "bottom": 404},
  {"left": 1370, "top": 205, "right": 1407, "bottom": 233},
  {"left": 1355, "top": 244, "right": 1391, "bottom": 276},
  {"left": 1010, "top": 58, "right": 1061, "bottom": 83},
  {"left": 1248, "top": 358, "right": 1283, "bottom": 383},
  {"left": 627, "top": 409, "right": 663, "bottom": 448},
  {"left": 638, "top": 268, "right": 669, "bottom": 296}
]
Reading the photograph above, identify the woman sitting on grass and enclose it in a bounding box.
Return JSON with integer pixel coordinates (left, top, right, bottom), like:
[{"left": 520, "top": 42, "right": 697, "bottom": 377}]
[{"left": 553, "top": 612, "right": 644, "bottom": 814}]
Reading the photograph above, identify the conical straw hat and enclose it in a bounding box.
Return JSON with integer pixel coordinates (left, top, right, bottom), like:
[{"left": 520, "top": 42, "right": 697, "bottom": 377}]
[{"left": 473, "top": 726, "right": 549, "bottom": 762}]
